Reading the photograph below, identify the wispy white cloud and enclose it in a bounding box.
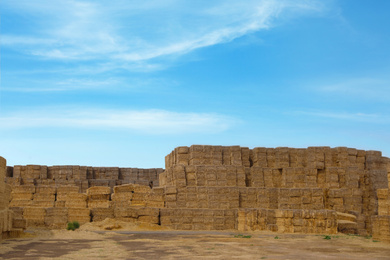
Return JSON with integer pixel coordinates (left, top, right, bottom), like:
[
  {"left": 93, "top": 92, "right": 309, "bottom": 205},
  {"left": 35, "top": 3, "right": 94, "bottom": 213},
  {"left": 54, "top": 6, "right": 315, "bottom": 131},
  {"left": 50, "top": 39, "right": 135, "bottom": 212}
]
[
  {"left": 1, "top": 0, "right": 325, "bottom": 65},
  {"left": 0, "top": 108, "right": 237, "bottom": 134},
  {"left": 291, "top": 110, "right": 388, "bottom": 123},
  {"left": 313, "top": 77, "right": 390, "bottom": 101}
]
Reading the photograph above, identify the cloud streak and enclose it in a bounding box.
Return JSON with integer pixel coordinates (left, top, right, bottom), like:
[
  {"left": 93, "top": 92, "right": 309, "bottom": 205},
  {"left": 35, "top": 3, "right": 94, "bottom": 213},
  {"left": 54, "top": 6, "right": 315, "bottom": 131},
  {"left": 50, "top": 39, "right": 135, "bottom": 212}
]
[
  {"left": 311, "top": 77, "right": 390, "bottom": 101},
  {"left": 292, "top": 110, "right": 388, "bottom": 123},
  {"left": 0, "top": 108, "right": 237, "bottom": 134},
  {"left": 1, "top": 0, "right": 325, "bottom": 65}
]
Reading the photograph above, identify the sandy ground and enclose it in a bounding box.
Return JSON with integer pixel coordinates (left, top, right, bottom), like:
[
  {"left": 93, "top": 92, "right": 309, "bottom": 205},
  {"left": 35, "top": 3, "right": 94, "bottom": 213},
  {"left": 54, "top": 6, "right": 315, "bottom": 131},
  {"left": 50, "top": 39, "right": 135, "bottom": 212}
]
[{"left": 1, "top": 220, "right": 390, "bottom": 260}]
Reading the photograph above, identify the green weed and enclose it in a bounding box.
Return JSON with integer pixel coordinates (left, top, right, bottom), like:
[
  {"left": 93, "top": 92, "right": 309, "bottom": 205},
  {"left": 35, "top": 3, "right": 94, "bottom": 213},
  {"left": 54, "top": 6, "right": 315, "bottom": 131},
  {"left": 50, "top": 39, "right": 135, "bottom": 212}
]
[{"left": 66, "top": 221, "right": 80, "bottom": 231}]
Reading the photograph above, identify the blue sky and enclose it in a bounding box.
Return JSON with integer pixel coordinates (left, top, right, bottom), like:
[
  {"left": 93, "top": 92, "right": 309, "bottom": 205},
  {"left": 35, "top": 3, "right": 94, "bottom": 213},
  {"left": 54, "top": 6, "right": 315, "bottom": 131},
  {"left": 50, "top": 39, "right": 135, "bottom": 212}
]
[{"left": 0, "top": 0, "right": 389, "bottom": 168}]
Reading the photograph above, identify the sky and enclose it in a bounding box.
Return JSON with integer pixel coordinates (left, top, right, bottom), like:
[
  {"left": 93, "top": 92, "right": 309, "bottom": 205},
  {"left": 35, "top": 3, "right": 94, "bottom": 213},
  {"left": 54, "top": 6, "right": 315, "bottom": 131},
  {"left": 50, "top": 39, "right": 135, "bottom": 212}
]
[{"left": 0, "top": 0, "right": 389, "bottom": 168}]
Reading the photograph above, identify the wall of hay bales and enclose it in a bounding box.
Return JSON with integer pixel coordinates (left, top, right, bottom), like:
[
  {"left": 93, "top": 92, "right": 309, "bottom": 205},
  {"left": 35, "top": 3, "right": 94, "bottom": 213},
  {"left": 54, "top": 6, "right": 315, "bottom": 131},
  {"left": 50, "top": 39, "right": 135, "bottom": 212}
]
[
  {"left": 5, "top": 165, "right": 163, "bottom": 192},
  {"left": 2, "top": 145, "right": 390, "bottom": 238}
]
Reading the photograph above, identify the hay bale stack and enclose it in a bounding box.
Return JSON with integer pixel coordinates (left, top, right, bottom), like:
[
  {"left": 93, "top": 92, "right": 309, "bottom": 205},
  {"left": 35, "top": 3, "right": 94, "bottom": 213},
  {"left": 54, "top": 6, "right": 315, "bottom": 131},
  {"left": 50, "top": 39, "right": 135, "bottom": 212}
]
[
  {"left": 91, "top": 208, "right": 114, "bottom": 222},
  {"left": 146, "top": 187, "right": 165, "bottom": 208},
  {"left": 23, "top": 207, "right": 46, "bottom": 227},
  {"left": 68, "top": 208, "right": 91, "bottom": 224},
  {"left": 65, "top": 193, "right": 87, "bottom": 208},
  {"left": 131, "top": 185, "right": 151, "bottom": 206},
  {"left": 87, "top": 187, "right": 111, "bottom": 209},
  {"left": 32, "top": 186, "right": 56, "bottom": 207},
  {"left": 0, "top": 209, "right": 14, "bottom": 234},
  {"left": 9, "top": 207, "right": 26, "bottom": 229},
  {"left": 45, "top": 208, "right": 68, "bottom": 229},
  {"left": 56, "top": 186, "right": 79, "bottom": 207},
  {"left": 9, "top": 185, "right": 35, "bottom": 207}
]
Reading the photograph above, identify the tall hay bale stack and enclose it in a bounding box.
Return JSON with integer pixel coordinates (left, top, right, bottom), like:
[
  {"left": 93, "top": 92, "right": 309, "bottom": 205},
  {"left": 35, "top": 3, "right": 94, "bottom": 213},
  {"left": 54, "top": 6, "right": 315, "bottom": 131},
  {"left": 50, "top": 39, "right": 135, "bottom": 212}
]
[
  {"left": 91, "top": 208, "right": 114, "bottom": 222},
  {"left": 131, "top": 185, "right": 151, "bottom": 206},
  {"left": 56, "top": 186, "right": 79, "bottom": 207},
  {"left": 68, "top": 208, "right": 91, "bottom": 224},
  {"left": 45, "top": 207, "right": 68, "bottom": 229},
  {"left": 32, "top": 186, "right": 56, "bottom": 207},
  {"left": 65, "top": 193, "right": 87, "bottom": 208},
  {"left": 9, "top": 185, "right": 35, "bottom": 207},
  {"left": 23, "top": 207, "right": 46, "bottom": 227},
  {"left": 87, "top": 186, "right": 111, "bottom": 209},
  {"left": 146, "top": 187, "right": 165, "bottom": 208}
]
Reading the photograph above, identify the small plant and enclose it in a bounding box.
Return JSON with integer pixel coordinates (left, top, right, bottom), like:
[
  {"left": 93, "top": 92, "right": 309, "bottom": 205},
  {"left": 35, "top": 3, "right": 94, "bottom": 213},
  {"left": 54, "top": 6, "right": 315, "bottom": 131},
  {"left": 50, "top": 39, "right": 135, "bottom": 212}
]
[
  {"left": 323, "top": 235, "right": 331, "bottom": 240},
  {"left": 67, "top": 221, "right": 80, "bottom": 231},
  {"left": 73, "top": 221, "right": 80, "bottom": 229},
  {"left": 274, "top": 236, "right": 279, "bottom": 239},
  {"left": 234, "top": 234, "right": 251, "bottom": 238},
  {"left": 67, "top": 222, "right": 75, "bottom": 231}
]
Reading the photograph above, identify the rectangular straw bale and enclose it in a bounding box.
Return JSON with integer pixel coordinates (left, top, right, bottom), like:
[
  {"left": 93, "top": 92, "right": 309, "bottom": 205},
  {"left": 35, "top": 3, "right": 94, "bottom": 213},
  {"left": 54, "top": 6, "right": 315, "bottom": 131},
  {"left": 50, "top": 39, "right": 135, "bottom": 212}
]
[
  {"left": 111, "top": 192, "right": 133, "bottom": 201},
  {"left": 12, "top": 185, "right": 36, "bottom": 194},
  {"left": 113, "top": 201, "right": 133, "bottom": 208},
  {"left": 24, "top": 207, "right": 46, "bottom": 217},
  {"left": 9, "top": 200, "right": 33, "bottom": 207},
  {"left": 35, "top": 186, "right": 56, "bottom": 194},
  {"left": 114, "top": 184, "right": 136, "bottom": 193},
  {"left": 12, "top": 218, "right": 27, "bottom": 229},
  {"left": 91, "top": 208, "right": 114, "bottom": 222},
  {"left": 65, "top": 193, "right": 87, "bottom": 200},
  {"left": 45, "top": 208, "right": 68, "bottom": 228},
  {"left": 146, "top": 201, "right": 165, "bottom": 208},
  {"left": 88, "top": 200, "right": 111, "bottom": 209},
  {"left": 87, "top": 186, "right": 111, "bottom": 196},
  {"left": 46, "top": 207, "right": 68, "bottom": 217},
  {"left": 66, "top": 200, "right": 87, "bottom": 208},
  {"left": 10, "top": 192, "right": 33, "bottom": 200},
  {"left": 138, "top": 216, "right": 159, "bottom": 224},
  {"left": 33, "top": 193, "right": 55, "bottom": 201},
  {"left": 68, "top": 207, "right": 90, "bottom": 217},
  {"left": 9, "top": 207, "right": 24, "bottom": 219},
  {"left": 32, "top": 201, "right": 55, "bottom": 207},
  {"left": 88, "top": 194, "right": 110, "bottom": 201},
  {"left": 55, "top": 201, "right": 66, "bottom": 207},
  {"left": 57, "top": 186, "right": 80, "bottom": 194}
]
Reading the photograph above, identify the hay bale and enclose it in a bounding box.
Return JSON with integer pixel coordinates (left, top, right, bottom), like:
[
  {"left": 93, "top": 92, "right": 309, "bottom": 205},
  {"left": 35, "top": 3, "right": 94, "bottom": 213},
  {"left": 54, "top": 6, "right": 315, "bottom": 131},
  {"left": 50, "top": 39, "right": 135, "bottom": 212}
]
[
  {"left": 45, "top": 208, "right": 68, "bottom": 229},
  {"left": 68, "top": 208, "right": 91, "bottom": 224},
  {"left": 113, "top": 184, "right": 136, "bottom": 193},
  {"left": 35, "top": 186, "right": 56, "bottom": 194},
  {"left": 91, "top": 208, "right": 114, "bottom": 222},
  {"left": 87, "top": 187, "right": 111, "bottom": 196}
]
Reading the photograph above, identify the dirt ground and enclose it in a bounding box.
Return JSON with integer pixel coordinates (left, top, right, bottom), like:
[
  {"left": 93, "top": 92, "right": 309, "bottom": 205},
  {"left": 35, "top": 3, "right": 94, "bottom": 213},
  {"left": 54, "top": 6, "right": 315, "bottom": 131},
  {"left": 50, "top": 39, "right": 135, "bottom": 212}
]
[{"left": 1, "top": 220, "right": 390, "bottom": 260}]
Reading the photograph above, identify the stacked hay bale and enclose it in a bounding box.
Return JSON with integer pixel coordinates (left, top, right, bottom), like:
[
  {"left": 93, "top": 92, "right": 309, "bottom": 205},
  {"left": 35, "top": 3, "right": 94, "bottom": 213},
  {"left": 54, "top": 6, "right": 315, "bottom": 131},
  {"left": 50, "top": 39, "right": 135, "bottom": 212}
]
[
  {"left": 88, "top": 187, "right": 113, "bottom": 222},
  {"left": 112, "top": 184, "right": 133, "bottom": 208},
  {"left": 112, "top": 184, "right": 137, "bottom": 222},
  {"left": 65, "top": 192, "right": 90, "bottom": 224},
  {"left": 55, "top": 186, "right": 79, "bottom": 207},
  {"left": 9, "top": 185, "right": 34, "bottom": 207},
  {"left": 146, "top": 187, "right": 165, "bottom": 208},
  {"left": 23, "top": 207, "right": 46, "bottom": 227},
  {"left": 160, "top": 209, "right": 236, "bottom": 230},
  {"left": 372, "top": 188, "right": 390, "bottom": 242},
  {"left": 33, "top": 186, "right": 56, "bottom": 207},
  {"left": 45, "top": 207, "right": 68, "bottom": 229},
  {"left": 132, "top": 185, "right": 151, "bottom": 206},
  {"left": 237, "top": 209, "right": 337, "bottom": 234},
  {"left": 112, "top": 184, "right": 160, "bottom": 224}
]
